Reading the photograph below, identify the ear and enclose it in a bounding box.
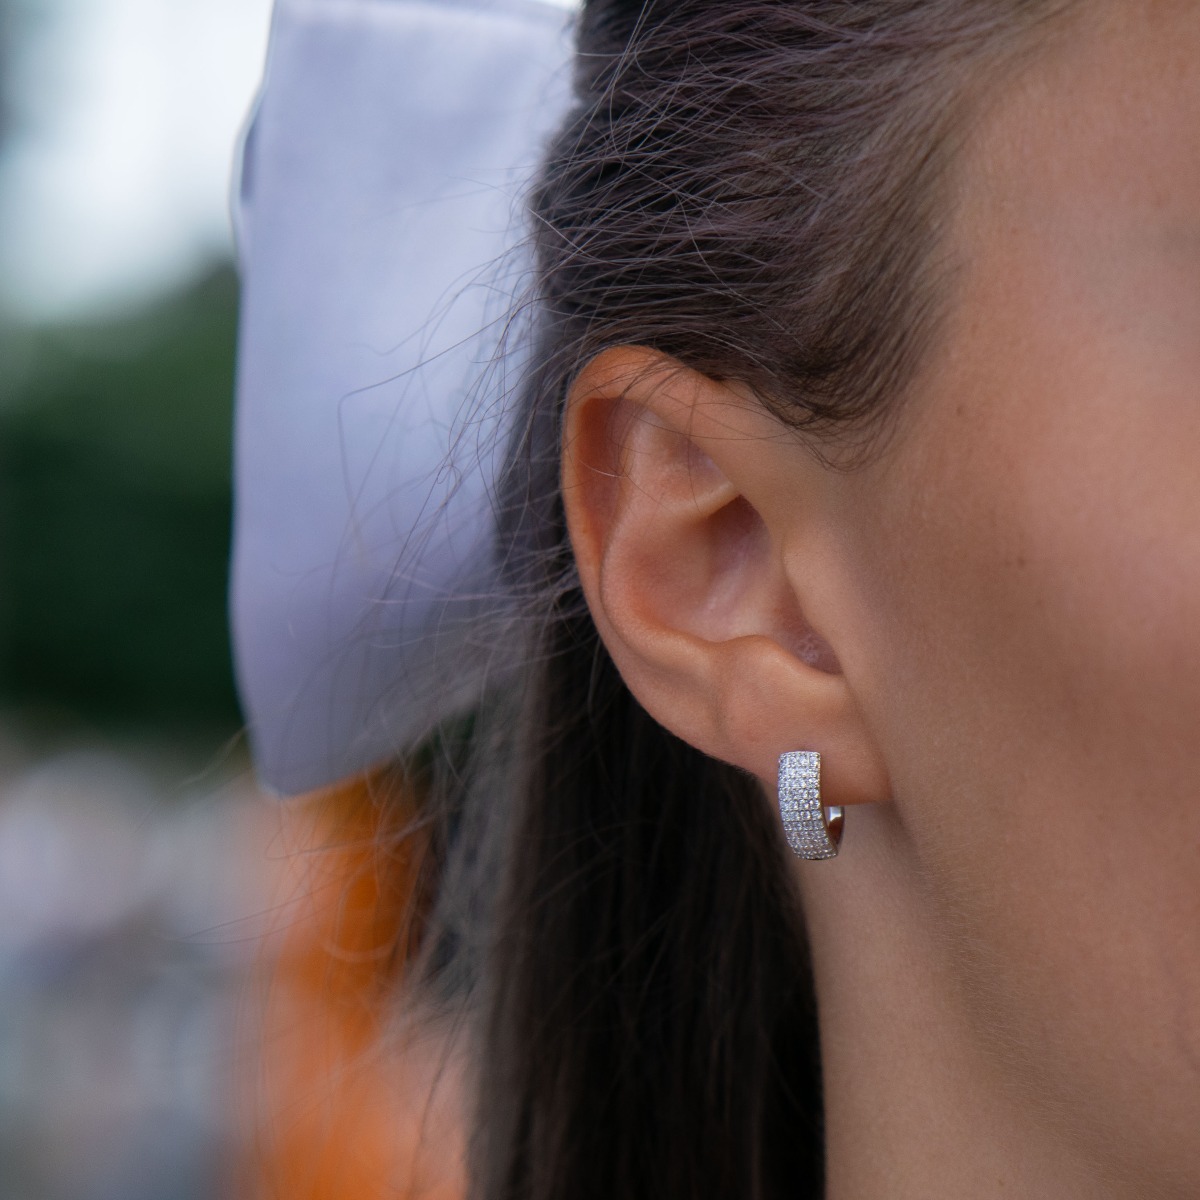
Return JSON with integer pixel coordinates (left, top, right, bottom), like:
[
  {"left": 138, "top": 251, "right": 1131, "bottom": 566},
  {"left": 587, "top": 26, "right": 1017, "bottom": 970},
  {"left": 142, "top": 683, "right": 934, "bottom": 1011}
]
[{"left": 561, "top": 346, "right": 889, "bottom": 807}]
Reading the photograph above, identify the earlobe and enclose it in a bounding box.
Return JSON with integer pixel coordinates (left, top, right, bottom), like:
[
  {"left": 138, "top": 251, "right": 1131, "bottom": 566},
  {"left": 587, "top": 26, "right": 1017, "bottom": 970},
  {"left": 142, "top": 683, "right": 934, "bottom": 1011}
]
[{"left": 561, "top": 346, "right": 889, "bottom": 809}]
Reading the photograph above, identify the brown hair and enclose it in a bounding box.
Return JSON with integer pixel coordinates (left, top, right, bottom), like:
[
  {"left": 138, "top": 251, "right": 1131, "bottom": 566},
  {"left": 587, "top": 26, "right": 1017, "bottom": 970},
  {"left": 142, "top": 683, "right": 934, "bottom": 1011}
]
[{"left": 400, "top": 3, "right": 1078, "bottom": 1198}]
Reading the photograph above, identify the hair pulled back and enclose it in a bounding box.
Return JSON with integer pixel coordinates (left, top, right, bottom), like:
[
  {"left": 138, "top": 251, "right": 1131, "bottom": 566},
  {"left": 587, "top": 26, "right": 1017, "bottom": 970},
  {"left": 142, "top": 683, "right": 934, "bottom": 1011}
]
[{"left": 402, "top": 4, "right": 1076, "bottom": 1199}]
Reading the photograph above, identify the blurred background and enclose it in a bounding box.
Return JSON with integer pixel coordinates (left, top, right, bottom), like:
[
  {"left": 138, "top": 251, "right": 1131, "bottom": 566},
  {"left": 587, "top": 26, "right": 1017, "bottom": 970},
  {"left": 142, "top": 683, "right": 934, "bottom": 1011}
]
[{"left": 0, "top": 1, "right": 277, "bottom": 1196}]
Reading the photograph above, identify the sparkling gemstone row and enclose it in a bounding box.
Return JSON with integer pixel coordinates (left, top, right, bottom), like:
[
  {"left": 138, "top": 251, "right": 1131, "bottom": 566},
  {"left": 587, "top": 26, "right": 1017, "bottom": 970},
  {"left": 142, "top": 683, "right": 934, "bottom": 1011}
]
[{"left": 777, "top": 750, "right": 837, "bottom": 860}]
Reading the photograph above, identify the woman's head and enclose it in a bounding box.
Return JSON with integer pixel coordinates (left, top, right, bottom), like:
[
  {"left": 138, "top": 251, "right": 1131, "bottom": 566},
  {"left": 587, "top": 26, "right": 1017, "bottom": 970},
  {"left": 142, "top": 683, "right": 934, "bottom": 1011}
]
[{"left": 418, "top": 2, "right": 1200, "bottom": 1196}]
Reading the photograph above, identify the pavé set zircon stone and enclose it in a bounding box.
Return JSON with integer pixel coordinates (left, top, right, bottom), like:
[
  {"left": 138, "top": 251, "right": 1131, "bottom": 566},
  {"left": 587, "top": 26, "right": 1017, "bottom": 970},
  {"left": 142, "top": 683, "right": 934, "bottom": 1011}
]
[{"left": 777, "top": 750, "right": 844, "bottom": 861}]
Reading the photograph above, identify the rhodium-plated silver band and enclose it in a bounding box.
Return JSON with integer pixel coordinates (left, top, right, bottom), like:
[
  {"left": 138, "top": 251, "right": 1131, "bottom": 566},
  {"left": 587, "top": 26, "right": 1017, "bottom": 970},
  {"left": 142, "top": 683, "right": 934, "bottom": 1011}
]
[{"left": 777, "top": 750, "right": 844, "bottom": 861}]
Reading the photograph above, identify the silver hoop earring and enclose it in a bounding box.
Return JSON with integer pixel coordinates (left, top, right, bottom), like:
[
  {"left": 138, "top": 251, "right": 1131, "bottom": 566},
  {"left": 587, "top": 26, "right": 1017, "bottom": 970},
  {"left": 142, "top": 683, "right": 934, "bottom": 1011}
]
[{"left": 777, "top": 751, "right": 844, "bottom": 860}]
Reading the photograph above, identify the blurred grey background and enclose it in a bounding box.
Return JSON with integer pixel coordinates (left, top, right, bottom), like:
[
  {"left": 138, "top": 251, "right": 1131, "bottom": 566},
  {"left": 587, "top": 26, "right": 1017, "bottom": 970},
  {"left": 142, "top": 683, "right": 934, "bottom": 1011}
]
[{"left": 0, "top": 2, "right": 276, "bottom": 1196}]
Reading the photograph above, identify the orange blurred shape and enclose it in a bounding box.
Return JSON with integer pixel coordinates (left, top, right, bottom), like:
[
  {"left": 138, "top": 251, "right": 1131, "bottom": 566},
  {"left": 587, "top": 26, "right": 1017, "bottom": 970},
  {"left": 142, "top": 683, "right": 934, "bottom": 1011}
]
[{"left": 237, "top": 774, "right": 465, "bottom": 1200}]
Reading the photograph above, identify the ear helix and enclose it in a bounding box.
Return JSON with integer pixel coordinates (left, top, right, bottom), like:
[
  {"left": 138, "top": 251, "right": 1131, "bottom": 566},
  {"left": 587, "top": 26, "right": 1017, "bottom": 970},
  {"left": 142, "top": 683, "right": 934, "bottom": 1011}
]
[{"left": 777, "top": 751, "right": 844, "bottom": 861}]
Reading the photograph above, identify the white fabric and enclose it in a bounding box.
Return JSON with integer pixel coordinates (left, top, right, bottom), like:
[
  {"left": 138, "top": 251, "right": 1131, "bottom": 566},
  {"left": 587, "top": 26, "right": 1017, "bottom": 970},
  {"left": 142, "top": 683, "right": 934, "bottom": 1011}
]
[{"left": 231, "top": 0, "right": 575, "bottom": 794}]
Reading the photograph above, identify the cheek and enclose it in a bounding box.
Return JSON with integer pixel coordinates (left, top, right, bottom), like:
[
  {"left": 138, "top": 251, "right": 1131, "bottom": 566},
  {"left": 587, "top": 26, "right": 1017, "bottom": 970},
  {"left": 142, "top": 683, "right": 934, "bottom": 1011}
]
[{"left": 843, "top": 341, "right": 1200, "bottom": 1165}]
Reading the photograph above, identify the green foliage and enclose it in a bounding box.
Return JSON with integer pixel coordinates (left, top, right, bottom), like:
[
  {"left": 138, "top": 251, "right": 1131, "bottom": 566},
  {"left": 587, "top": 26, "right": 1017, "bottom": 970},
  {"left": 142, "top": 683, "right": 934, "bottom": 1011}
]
[{"left": 0, "top": 265, "right": 244, "bottom": 733}]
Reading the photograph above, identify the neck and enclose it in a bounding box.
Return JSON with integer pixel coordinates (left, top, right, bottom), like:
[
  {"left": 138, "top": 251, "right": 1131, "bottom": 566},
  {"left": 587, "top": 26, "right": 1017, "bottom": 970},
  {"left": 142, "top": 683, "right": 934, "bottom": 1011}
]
[{"left": 795, "top": 805, "right": 1095, "bottom": 1200}]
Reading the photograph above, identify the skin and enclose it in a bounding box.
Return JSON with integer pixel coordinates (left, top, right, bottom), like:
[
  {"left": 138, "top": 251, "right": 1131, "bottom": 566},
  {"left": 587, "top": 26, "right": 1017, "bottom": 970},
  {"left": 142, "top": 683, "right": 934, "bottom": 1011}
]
[{"left": 561, "top": 2, "right": 1200, "bottom": 1196}]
